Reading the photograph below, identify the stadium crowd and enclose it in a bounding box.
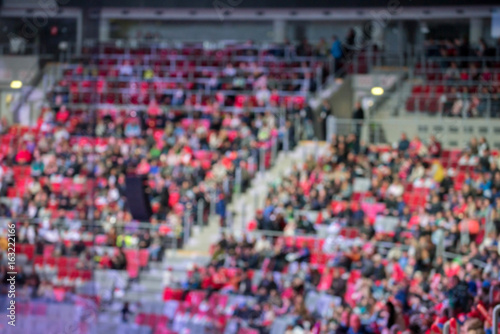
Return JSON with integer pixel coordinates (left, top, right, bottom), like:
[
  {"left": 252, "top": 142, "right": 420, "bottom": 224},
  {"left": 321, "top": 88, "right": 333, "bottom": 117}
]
[
  {"left": 3, "top": 37, "right": 500, "bottom": 334},
  {"left": 0, "top": 97, "right": 297, "bottom": 236},
  {"left": 169, "top": 132, "right": 500, "bottom": 334},
  {"left": 409, "top": 37, "right": 500, "bottom": 117}
]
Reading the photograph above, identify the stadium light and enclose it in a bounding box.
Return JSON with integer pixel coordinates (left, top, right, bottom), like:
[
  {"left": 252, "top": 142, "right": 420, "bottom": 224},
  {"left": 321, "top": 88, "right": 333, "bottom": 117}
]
[
  {"left": 10, "top": 80, "right": 22, "bottom": 89},
  {"left": 371, "top": 87, "right": 384, "bottom": 96}
]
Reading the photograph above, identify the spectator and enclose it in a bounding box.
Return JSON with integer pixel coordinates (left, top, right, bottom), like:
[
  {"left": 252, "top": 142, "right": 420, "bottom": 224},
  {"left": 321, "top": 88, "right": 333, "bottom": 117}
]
[
  {"left": 428, "top": 135, "right": 442, "bottom": 158},
  {"left": 352, "top": 102, "right": 364, "bottom": 140},
  {"left": 315, "top": 37, "right": 329, "bottom": 57},
  {"left": 119, "top": 60, "right": 133, "bottom": 76},
  {"left": 124, "top": 119, "right": 141, "bottom": 137},
  {"left": 110, "top": 248, "right": 127, "bottom": 270},
  {"left": 397, "top": 133, "right": 410, "bottom": 152},
  {"left": 348, "top": 314, "right": 367, "bottom": 334},
  {"left": 331, "top": 35, "right": 343, "bottom": 73},
  {"left": 444, "top": 62, "right": 460, "bottom": 81}
]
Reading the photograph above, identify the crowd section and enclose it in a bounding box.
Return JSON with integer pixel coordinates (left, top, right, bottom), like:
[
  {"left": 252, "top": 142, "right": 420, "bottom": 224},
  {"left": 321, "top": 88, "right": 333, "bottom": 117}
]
[
  {"left": 407, "top": 38, "right": 500, "bottom": 116},
  {"left": 0, "top": 44, "right": 310, "bottom": 323},
  {"left": 0, "top": 44, "right": 312, "bottom": 233},
  {"left": 2, "top": 39, "right": 500, "bottom": 334},
  {"left": 0, "top": 107, "right": 294, "bottom": 247},
  {"left": 60, "top": 42, "right": 322, "bottom": 113},
  {"left": 154, "top": 133, "right": 500, "bottom": 334}
]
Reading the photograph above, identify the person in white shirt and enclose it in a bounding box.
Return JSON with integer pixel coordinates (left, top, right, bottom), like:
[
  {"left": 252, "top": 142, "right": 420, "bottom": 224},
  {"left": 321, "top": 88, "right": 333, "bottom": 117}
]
[
  {"left": 119, "top": 60, "right": 133, "bottom": 76},
  {"left": 254, "top": 235, "right": 271, "bottom": 253},
  {"left": 386, "top": 178, "right": 404, "bottom": 198},
  {"left": 41, "top": 226, "right": 60, "bottom": 243},
  {"left": 18, "top": 222, "right": 36, "bottom": 244},
  {"left": 163, "top": 267, "right": 177, "bottom": 288},
  {"left": 54, "top": 126, "right": 69, "bottom": 142},
  {"left": 223, "top": 63, "right": 236, "bottom": 77},
  {"left": 256, "top": 86, "right": 271, "bottom": 106}
]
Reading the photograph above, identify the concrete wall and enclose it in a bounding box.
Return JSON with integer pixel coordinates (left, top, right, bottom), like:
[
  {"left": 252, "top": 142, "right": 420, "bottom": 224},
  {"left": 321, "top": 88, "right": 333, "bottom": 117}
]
[
  {"left": 111, "top": 20, "right": 275, "bottom": 42},
  {"left": 378, "top": 118, "right": 500, "bottom": 149},
  {"left": 287, "top": 21, "right": 363, "bottom": 42},
  {"left": 0, "top": 56, "right": 38, "bottom": 85},
  {"left": 111, "top": 19, "right": 365, "bottom": 43},
  {"left": 330, "top": 77, "right": 354, "bottom": 120}
]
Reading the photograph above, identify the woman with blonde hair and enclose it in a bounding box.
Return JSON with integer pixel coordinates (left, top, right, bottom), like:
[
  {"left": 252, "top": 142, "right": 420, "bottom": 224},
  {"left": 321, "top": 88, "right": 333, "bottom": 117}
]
[{"left": 463, "top": 318, "right": 484, "bottom": 334}]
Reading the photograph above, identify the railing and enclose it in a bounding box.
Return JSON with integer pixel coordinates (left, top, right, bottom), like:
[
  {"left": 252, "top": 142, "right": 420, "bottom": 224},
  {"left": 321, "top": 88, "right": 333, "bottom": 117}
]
[
  {"left": 325, "top": 117, "right": 500, "bottom": 149},
  {"left": 417, "top": 55, "right": 500, "bottom": 73},
  {"left": 443, "top": 319, "right": 460, "bottom": 334},
  {"left": 1, "top": 294, "right": 98, "bottom": 333},
  {"left": 494, "top": 304, "right": 500, "bottom": 334},
  {"left": 0, "top": 42, "right": 40, "bottom": 56},
  {"left": 62, "top": 94, "right": 306, "bottom": 115},
  {"left": 406, "top": 93, "right": 500, "bottom": 118},
  {"left": 218, "top": 227, "right": 487, "bottom": 269},
  {"left": 61, "top": 63, "right": 317, "bottom": 79},
  {"left": 83, "top": 39, "right": 322, "bottom": 59},
  {"left": 331, "top": 45, "right": 418, "bottom": 79}
]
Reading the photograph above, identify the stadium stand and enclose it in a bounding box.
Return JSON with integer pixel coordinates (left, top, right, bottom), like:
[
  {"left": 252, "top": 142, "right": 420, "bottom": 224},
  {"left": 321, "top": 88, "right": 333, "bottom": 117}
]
[
  {"left": 406, "top": 39, "right": 500, "bottom": 117},
  {"left": 3, "top": 4, "right": 500, "bottom": 334}
]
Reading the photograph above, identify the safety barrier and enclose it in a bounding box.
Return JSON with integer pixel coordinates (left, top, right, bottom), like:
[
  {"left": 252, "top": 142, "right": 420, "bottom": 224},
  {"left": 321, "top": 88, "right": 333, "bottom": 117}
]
[{"left": 326, "top": 117, "right": 500, "bottom": 149}]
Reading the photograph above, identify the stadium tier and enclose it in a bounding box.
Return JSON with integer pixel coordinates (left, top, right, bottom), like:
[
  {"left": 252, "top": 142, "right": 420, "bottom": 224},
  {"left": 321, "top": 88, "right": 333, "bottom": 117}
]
[{"left": 2, "top": 3, "right": 500, "bottom": 334}]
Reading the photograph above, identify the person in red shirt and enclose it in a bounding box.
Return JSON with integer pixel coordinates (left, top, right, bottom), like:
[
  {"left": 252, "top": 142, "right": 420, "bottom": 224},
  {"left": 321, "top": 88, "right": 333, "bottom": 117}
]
[
  {"left": 409, "top": 136, "right": 424, "bottom": 156},
  {"left": 55, "top": 105, "right": 70, "bottom": 124},
  {"left": 15, "top": 144, "right": 32, "bottom": 165},
  {"left": 136, "top": 158, "right": 150, "bottom": 175},
  {"left": 428, "top": 135, "right": 442, "bottom": 158},
  {"left": 147, "top": 99, "right": 161, "bottom": 117}
]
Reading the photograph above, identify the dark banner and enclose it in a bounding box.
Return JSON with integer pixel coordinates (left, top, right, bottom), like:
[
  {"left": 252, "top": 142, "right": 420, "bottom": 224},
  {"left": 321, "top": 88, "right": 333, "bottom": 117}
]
[{"left": 60, "top": 0, "right": 500, "bottom": 8}]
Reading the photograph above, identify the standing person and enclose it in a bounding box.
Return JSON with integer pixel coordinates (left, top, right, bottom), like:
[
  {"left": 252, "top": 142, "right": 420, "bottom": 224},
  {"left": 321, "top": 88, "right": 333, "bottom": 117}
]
[
  {"left": 344, "top": 28, "right": 357, "bottom": 62},
  {"left": 121, "top": 302, "right": 131, "bottom": 323},
  {"left": 315, "top": 37, "right": 329, "bottom": 57},
  {"left": 352, "top": 101, "right": 365, "bottom": 141},
  {"left": 348, "top": 314, "right": 367, "bottom": 334},
  {"left": 320, "top": 100, "right": 333, "bottom": 141},
  {"left": 447, "top": 275, "right": 472, "bottom": 317},
  {"left": 331, "top": 35, "right": 343, "bottom": 74}
]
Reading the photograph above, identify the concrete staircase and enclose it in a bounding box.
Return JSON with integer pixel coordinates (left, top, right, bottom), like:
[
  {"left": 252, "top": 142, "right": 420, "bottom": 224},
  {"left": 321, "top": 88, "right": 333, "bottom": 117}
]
[
  {"left": 182, "top": 141, "right": 327, "bottom": 255},
  {"left": 87, "top": 141, "right": 333, "bottom": 331},
  {"left": 224, "top": 141, "right": 328, "bottom": 237},
  {"left": 103, "top": 142, "right": 329, "bottom": 306},
  {"left": 182, "top": 215, "right": 221, "bottom": 255}
]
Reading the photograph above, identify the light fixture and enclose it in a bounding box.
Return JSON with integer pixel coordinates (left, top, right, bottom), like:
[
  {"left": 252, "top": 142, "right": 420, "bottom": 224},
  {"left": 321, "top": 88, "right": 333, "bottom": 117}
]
[
  {"left": 10, "top": 80, "right": 22, "bottom": 89},
  {"left": 371, "top": 87, "right": 384, "bottom": 96}
]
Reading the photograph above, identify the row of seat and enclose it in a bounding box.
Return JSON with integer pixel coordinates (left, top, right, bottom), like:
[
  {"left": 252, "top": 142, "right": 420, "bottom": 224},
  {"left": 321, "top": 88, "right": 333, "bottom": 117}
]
[
  {"left": 422, "top": 72, "right": 500, "bottom": 82},
  {"left": 64, "top": 66, "right": 314, "bottom": 79},
  {"left": 411, "top": 84, "right": 490, "bottom": 95},
  {"left": 65, "top": 91, "right": 306, "bottom": 107}
]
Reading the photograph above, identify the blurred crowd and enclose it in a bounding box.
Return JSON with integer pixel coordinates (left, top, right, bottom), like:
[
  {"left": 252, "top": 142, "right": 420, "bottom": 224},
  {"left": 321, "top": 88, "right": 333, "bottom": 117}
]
[
  {"left": 171, "top": 132, "right": 500, "bottom": 334},
  {"left": 417, "top": 37, "right": 500, "bottom": 118}
]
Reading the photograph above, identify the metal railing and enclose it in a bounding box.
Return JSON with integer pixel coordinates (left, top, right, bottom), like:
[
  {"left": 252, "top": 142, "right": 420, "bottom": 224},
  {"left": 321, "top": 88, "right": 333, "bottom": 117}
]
[
  {"left": 326, "top": 117, "right": 500, "bottom": 149},
  {"left": 0, "top": 42, "right": 40, "bottom": 56},
  {"left": 1, "top": 294, "right": 99, "bottom": 333},
  {"left": 416, "top": 55, "right": 500, "bottom": 73},
  {"left": 494, "top": 304, "right": 500, "bottom": 334},
  {"left": 443, "top": 319, "right": 460, "bottom": 334},
  {"left": 218, "top": 227, "right": 487, "bottom": 269},
  {"left": 83, "top": 39, "right": 326, "bottom": 60}
]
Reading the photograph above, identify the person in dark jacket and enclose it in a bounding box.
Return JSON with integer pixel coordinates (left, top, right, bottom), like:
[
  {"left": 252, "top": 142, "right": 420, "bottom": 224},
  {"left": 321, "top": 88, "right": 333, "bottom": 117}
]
[
  {"left": 238, "top": 271, "right": 253, "bottom": 296},
  {"left": 352, "top": 102, "right": 364, "bottom": 141}
]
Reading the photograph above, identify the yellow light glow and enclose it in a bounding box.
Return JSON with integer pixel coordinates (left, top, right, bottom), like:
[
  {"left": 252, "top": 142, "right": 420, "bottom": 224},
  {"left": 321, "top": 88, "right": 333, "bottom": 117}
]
[
  {"left": 10, "top": 80, "right": 22, "bottom": 89},
  {"left": 371, "top": 87, "right": 384, "bottom": 96}
]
